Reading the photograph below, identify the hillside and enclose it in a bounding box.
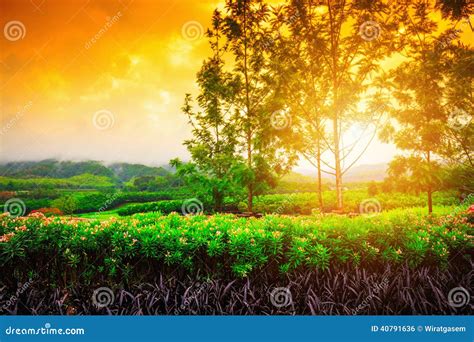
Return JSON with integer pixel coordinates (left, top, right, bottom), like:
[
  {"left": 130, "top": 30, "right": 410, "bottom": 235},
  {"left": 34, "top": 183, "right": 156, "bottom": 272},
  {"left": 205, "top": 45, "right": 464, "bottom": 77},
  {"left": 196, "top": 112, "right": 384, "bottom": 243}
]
[{"left": 0, "top": 160, "right": 170, "bottom": 182}]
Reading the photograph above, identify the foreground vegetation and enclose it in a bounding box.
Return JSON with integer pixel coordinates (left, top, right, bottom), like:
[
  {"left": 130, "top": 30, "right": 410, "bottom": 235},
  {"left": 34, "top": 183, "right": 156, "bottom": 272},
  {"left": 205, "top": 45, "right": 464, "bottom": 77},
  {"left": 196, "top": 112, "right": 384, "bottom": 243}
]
[{"left": 1, "top": 203, "right": 472, "bottom": 314}]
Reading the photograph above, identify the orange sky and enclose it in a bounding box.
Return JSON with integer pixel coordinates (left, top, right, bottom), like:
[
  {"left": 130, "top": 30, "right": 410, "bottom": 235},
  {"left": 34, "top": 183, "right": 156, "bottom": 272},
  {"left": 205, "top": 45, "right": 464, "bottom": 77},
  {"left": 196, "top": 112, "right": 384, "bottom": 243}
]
[{"left": 0, "top": 0, "right": 472, "bottom": 171}]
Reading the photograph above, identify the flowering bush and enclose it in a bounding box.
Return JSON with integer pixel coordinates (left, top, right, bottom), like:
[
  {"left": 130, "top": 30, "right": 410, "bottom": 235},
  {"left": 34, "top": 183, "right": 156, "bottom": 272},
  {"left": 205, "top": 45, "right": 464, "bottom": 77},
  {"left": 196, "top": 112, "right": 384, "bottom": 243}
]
[
  {"left": 30, "top": 207, "right": 64, "bottom": 216},
  {"left": 0, "top": 207, "right": 472, "bottom": 280}
]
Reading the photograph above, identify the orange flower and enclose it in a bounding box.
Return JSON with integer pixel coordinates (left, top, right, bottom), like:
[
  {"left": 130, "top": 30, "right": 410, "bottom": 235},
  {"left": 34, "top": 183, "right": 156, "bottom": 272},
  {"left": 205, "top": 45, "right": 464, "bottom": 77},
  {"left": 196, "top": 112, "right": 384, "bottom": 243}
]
[
  {"left": 0, "top": 232, "right": 15, "bottom": 242},
  {"left": 15, "top": 225, "right": 27, "bottom": 232}
]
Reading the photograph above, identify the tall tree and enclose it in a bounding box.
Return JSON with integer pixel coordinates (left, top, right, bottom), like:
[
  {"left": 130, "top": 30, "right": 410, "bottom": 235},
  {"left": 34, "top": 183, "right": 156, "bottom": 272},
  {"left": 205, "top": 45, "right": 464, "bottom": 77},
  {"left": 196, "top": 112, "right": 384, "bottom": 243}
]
[
  {"left": 268, "top": 3, "right": 329, "bottom": 211},
  {"left": 175, "top": 10, "right": 242, "bottom": 211},
  {"left": 223, "top": 0, "right": 295, "bottom": 212},
  {"left": 382, "top": 0, "right": 472, "bottom": 213},
  {"left": 275, "top": 0, "right": 403, "bottom": 211}
]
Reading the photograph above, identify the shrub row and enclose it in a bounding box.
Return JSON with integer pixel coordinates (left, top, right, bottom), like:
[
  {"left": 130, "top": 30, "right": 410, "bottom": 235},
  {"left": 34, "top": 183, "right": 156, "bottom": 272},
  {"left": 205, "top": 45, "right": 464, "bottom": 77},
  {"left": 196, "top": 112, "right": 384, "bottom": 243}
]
[
  {"left": 117, "top": 200, "right": 185, "bottom": 216},
  {"left": 1, "top": 206, "right": 472, "bottom": 280},
  {"left": 245, "top": 191, "right": 458, "bottom": 215}
]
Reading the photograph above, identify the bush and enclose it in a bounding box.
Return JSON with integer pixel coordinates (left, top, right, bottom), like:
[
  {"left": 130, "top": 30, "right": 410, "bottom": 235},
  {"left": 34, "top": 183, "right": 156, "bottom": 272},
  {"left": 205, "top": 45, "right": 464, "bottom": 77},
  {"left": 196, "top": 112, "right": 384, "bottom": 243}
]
[
  {"left": 30, "top": 208, "right": 63, "bottom": 216},
  {"left": 117, "top": 200, "right": 184, "bottom": 216},
  {"left": 244, "top": 191, "right": 458, "bottom": 214},
  {"left": 1, "top": 206, "right": 472, "bottom": 279}
]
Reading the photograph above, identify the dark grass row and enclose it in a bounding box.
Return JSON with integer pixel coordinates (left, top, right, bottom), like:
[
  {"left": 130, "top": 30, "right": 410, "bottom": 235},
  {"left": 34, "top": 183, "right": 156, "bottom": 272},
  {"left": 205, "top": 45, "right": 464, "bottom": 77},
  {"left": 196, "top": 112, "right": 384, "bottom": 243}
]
[{"left": 1, "top": 259, "right": 472, "bottom": 315}]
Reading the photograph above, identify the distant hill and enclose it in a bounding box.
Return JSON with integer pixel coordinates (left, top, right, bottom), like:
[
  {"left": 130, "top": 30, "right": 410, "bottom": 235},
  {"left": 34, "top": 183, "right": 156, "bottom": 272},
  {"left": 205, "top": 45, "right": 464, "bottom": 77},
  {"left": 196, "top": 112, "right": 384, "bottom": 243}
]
[
  {"left": 0, "top": 160, "right": 171, "bottom": 182},
  {"left": 108, "top": 163, "right": 169, "bottom": 181},
  {"left": 294, "top": 163, "right": 388, "bottom": 182},
  {"left": 344, "top": 163, "right": 388, "bottom": 182}
]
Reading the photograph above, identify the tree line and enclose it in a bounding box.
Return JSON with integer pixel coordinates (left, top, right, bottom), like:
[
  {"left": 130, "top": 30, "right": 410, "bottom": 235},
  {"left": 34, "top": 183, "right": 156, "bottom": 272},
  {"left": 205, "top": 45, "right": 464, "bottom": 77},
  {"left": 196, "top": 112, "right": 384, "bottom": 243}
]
[{"left": 173, "top": 0, "right": 473, "bottom": 214}]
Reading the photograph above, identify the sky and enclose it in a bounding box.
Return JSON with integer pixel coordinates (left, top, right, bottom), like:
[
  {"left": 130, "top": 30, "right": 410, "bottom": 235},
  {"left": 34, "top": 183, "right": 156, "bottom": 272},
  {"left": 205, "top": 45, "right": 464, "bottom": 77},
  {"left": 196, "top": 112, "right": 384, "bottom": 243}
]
[{"left": 0, "top": 0, "right": 471, "bottom": 171}]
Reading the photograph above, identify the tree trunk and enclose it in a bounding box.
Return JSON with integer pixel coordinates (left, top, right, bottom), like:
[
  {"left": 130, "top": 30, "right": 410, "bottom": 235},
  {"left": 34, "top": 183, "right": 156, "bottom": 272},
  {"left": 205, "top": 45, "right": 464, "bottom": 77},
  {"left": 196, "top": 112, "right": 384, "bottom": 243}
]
[
  {"left": 333, "top": 117, "right": 343, "bottom": 211},
  {"left": 427, "top": 150, "right": 432, "bottom": 214},
  {"left": 213, "top": 187, "right": 223, "bottom": 212},
  {"left": 317, "top": 140, "right": 324, "bottom": 212},
  {"left": 427, "top": 189, "right": 433, "bottom": 214},
  {"left": 247, "top": 184, "right": 253, "bottom": 213},
  {"left": 328, "top": 1, "right": 343, "bottom": 211},
  {"left": 247, "top": 132, "right": 253, "bottom": 213},
  {"left": 243, "top": 4, "right": 253, "bottom": 213}
]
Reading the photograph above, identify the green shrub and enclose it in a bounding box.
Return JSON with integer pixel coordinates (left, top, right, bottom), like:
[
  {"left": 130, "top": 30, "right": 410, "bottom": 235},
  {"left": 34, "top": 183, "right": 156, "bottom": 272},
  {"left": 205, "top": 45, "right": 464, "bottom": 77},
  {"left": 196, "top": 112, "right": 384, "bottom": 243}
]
[{"left": 1, "top": 205, "right": 472, "bottom": 280}]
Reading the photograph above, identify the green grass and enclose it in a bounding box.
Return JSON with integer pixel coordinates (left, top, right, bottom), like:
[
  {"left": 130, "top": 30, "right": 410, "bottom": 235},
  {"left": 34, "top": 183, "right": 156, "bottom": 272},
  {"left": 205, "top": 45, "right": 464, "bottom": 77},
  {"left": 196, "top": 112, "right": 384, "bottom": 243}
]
[{"left": 73, "top": 210, "right": 121, "bottom": 220}]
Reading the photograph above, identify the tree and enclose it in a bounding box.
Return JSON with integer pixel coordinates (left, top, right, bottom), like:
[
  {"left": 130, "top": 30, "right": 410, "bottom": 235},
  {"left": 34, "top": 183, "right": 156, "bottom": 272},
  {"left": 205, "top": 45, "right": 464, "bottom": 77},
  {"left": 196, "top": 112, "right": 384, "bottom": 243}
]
[
  {"left": 275, "top": 0, "right": 404, "bottom": 211},
  {"left": 222, "top": 0, "right": 296, "bottom": 212},
  {"left": 52, "top": 196, "right": 78, "bottom": 216},
  {"left": 382, "top": 0, "right": 472, "bottom": 213},
  {"left": 176, "top": 10, "right": 243, "bottom": 212},
  {"left": 367, "top": 181, "right": 378, "bottom": 196},
  {"left": 436, "top": 45, "right": 473, "bottom": 168},
  {"left": 268, "top": 3, "right": 329, "bottom": 211}
]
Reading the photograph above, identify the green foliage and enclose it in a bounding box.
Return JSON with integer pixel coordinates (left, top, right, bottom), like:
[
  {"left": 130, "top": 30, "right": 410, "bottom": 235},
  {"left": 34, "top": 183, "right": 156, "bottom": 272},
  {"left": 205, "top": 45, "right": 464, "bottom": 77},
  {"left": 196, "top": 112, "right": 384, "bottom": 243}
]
[
  {"left": 108, "top": 163, "right": 169, "bottom": 182},
  {"left": 52, "top": 196, "right": 78, "bottom": 215},
  {"left": 117, "top": 200, "right": 184, "bottom": 216},
  {"left": 367, "top": 181, "right": 379, "bottom": 197},
  {"left": 243, "top": 191, "right": 458, "bottom": 215},
  {"left": 0, "top": 174, "right": 115, "bottom": 191},
  {"left": 0, "top": 160, "right": 115, "bottom": 179},
  {"left": 1, "top": 206, "right": 472, "bottom": 280}
]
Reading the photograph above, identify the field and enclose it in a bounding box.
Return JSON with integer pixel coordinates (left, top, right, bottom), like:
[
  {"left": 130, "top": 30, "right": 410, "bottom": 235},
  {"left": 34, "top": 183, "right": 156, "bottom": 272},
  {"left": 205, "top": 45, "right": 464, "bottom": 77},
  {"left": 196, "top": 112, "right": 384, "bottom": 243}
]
[{"left": 1, "top": 200, "right": 472, "bottom": 315}]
